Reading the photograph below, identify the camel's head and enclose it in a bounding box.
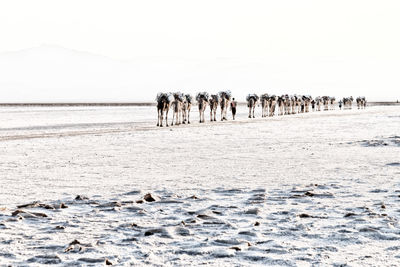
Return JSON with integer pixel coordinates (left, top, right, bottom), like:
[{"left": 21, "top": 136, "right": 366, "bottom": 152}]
[
  {"left": 260, "top": 93, "right": 269, "bottom": 101},
  {"left": 196, "top": 92, "right": 209, "bottom": 103},
  {"left": 218, "top": 90, "right": 232, "bottom": 101},
  {"left": 246, "top": 94, "right": 259, "bottom": 102},
  {"left": 172, "top": 92, "right": 184, "bottom": 101},
  {"left": 184, "top": 94, "right": 193, "bottom": 103},
  {"left": 156, "top": 92, "right": 171, "bottom": 103},
  {"left": 209, "top": 94, "right": 219, "bottom": 103}
]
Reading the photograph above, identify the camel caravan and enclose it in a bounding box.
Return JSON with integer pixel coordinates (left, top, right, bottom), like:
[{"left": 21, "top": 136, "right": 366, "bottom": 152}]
[{"left": 156, "top": 92, "right": 366, "bottom": 127}]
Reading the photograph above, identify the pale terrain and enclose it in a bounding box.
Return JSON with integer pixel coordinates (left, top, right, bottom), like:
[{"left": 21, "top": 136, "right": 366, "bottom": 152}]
[{"left": 0, "top": 105, "right": 399, "bottom": 266}]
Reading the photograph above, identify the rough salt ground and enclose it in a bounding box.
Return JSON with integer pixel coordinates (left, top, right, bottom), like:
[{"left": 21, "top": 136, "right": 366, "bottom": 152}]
[{"left": 0, "top": 105, "right": 399, "bottom": 266}]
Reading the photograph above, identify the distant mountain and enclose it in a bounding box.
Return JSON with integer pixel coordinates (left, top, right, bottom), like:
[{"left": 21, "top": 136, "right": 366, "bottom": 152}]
[
  {"left": 0, "top": 45, "right": 165, "bottom": 102},
  {"left": 0, "top": 45, "right": 397, "bottom": 102}
]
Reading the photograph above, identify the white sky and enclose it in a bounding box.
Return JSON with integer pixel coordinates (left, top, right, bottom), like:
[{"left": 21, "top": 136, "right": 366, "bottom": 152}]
[{"left": 0, "top": 0, "right": 399, "bottom": 102}]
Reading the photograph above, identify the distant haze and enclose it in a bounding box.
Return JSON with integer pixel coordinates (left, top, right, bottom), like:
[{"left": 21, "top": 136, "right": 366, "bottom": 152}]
[{"left": 0, "top": 1, "right": 399, "bottom": 102}]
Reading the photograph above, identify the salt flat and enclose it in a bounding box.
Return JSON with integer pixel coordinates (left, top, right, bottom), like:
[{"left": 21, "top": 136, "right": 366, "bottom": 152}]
[{"left": 0, "top": 105, "right": 399, "bottom": 266}]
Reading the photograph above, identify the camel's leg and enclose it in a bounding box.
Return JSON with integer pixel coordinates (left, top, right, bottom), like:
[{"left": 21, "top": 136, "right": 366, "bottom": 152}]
[
  {"left": 188, "top": 109, "right": 190, "bottom": 124},
  {"left": 157, "top": 108, "right": 160, "bottom": 126},
  {"left": 165, "top": 110, "right": 169, "bottom": 127},
  {"left": 160, "top": 111, "right": 164, "bottom": 127}
]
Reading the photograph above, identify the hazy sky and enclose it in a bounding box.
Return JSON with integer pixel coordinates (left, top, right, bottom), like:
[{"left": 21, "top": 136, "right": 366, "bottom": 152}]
[{"left": 0, "top": 0, "right": 399, "bottom": 101}]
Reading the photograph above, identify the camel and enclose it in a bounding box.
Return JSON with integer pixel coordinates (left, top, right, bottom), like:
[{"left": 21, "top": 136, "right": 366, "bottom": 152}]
[
  {"left": 290, "top": 95, "right": 297, "bottom": 114},
  {"left": 305, "top": 96, "right": 312, "bottom": 112},
  {"left": 196, "top": 92, "right": 209, "bottom": 123},
  {"left": 277, "top": 95, "right": 285, "bottom": 115},
  {"left": 260, "top": 94, "right": 269, "bottom": 117},
  {"left": 219, "top": 91, "right": 231, "bottom": 121},
  {"left": 246, "top": 94, "right": 259, "bottom": 118},
  {"left": 330, "top": 97, "right": 336, "bottom": 110},
  {"left": 302, "top": 95, "right": 312, "bottom": 113},
  {"left": 182, "top": 94, "right": 192, "bottom": 124},
  {"left": 269, "top": 95, "right": 277, "bottom": 116},
  {"left": 171, "top": 92, "right": 183, "bottom": 126},
  {"left": 209, "top": 94, "right": 219, "bottom": 121},
  {"left": 343, "top": 96, "right": 353, "bottom": 109},
  {"left": 284, "top": 94, "right": 291, "bottom": 115},
  {"left": 156, "top": 92, "right": 171, "bottom": 127},
  {"left": 322, "top": 96, "right": 330, "bottom": 111},
  {"left": 296, "top": 96, "right": 302, "bottom": 113},
  {"left": 356, "top": 96, "right": 366, "bottom": 109},
  {"left": 315, "top": 96, "right": 322, "bottom": 111}
]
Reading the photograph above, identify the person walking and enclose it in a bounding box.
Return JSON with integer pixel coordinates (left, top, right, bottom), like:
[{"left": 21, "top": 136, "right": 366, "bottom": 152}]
[
  {"left": 230, "top": 98, "right": 237, "bottom": 120},
  {"left": 338, "top": 100, "right": 343, "bottom": 110}
]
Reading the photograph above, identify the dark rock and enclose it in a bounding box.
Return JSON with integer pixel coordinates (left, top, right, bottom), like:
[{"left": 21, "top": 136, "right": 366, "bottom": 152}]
[
  {"left": 136, "top": 200, "right": 144, "bottom": 204},
  {"left": 143, "top": 193, "right": 157, "bottom": 202},
  {"left": 254, "top": 221, "right": 260, "bottom": 226},
  {"left": 143, "top": 228, "right": 171, "bottom": 238},
  {"left": 144, "top": 231, "right": 154, "bottom": 236},
  {"left": 17, "top": 202, "right": 39, "bottom": 209},
  {"left": 75, "top": 195, "right": 88, "bottom": 201},
  {"left": 304, "top": 191, "right": 315, "bottom": 197},
  {"left": 344, "top": 212, "right": 356, "bottom": 217},
  {"left": 105, "top": 259, "right": 113, "bottom": 265},
  {"left": 299, "top": 213, "right": 311, "bottom": 218},
  {"left": 55, "top": 226, "right": 65, "bottom": 230},
  {"left": 69, "top": 239, "right": 81, "bottom": 246},
  {"left": 11, "top": 210, "right": 24, "bottom": 217},
  {"left": 244, "top": 208, "right": 259, "bottom": 215},
  {"left": 230, "top": 247, "right": 241, "bottom": 251},
  {"left": 189, "top": 195, "right": 199, "bottom": 199},
  {"left": 11, "top": 210, "right": 48, "bottom": 218},
  {"left": 381, "top": 204, "right": 386, "bottom": 209},
  {"left": 40, "top": 204, "right": 56, "bottom": 210}
]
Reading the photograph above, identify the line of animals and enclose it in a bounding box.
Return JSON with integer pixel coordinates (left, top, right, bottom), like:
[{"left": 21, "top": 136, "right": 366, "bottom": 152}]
[{"left": 156, "top": 92, "right": 367, "bottom": 127}]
